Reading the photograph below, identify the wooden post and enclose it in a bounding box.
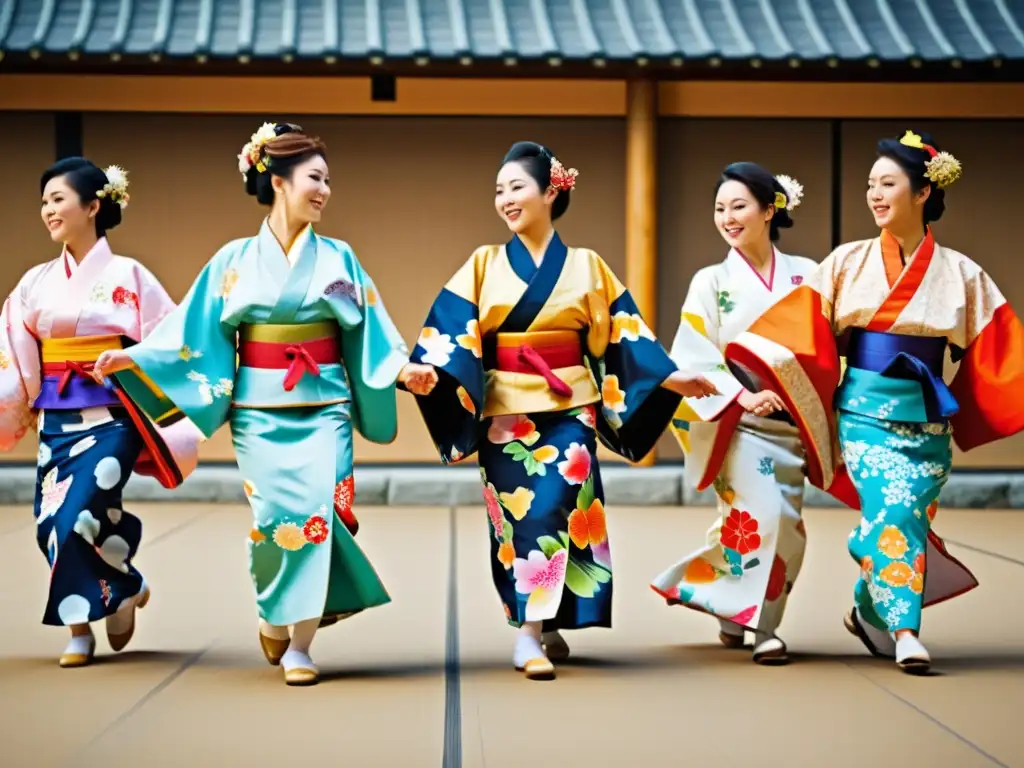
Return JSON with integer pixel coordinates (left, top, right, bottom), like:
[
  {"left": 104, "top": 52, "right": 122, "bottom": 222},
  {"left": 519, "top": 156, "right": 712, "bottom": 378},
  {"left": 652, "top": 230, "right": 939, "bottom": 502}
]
[{"left": 625, "top": 78, "right": 658, "bottom": 466}]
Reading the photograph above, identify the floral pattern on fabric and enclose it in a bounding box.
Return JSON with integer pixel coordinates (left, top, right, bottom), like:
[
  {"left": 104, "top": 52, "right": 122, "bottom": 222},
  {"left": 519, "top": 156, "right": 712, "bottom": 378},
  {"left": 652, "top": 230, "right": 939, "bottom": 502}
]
[
  {"left": 841, "top": 412, "right": 952, "bottom": 633},
  {"left": 481, "top": 410, "right": 612, "bottom": 631},
  {"left": 651, "top": 417, "right": 808, "bottom": 634},
  {"left": 34, "top": 410, "right": 146, "bottom": 626}
]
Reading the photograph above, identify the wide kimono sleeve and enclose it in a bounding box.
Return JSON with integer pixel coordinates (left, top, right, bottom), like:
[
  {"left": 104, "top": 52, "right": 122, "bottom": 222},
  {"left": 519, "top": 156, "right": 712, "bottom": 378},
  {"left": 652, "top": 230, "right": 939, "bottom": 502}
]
[
  {"left": 588, "top": 253, "right": 681, "bottom": 462},
  {"left": 667, "top": 267, "right": 745, "bottom": 453},
  {"left": 134, "top": 262, "right": 178, "bottom": 337},
  {"left": 337, "top": 245, "right": 409, "bottom": 445},
  {"left": 949, "top": 271, "right": 1024, "bottom": 450},
  {"left": 113, "top": 250, "right": 238, "bottom": 440},
  {"left": 724, "top": 248, "right": 859, "bottom": 507},
  {"left": 409, "top": 247, "right": 488, "bottom": 464},
  {"left": 0, "top": 275, "right": 41, "bottom": 450}
]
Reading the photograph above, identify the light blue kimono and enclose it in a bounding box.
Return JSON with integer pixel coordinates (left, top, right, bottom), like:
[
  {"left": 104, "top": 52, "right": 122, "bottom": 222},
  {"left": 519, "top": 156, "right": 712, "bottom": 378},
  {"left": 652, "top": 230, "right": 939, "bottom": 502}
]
[{"left": 114, "top": 220, "right": 408, "bottom": 626}]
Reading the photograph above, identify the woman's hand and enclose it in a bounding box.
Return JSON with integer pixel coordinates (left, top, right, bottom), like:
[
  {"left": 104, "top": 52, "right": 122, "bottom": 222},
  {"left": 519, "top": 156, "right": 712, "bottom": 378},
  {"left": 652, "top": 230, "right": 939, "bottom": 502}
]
[
  {"left": 399, "top": 363, "right": 438, "bottom": 396},
  {"left": 664, "top": 371, "right": 719, "bottom": 399},
  {"left": 92, "top": 349, "right": 135, "bottom": 383},
  {"left": 738, "top": 389, "right": 786, "bottom": 417}
]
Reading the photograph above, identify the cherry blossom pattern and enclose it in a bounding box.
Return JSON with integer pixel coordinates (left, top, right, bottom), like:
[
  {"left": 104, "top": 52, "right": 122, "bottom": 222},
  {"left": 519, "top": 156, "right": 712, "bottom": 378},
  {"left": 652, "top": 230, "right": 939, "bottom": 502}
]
[
  {"left": 513, "top": 548, "right": 568, "bottom": 620},
  {"left": 303, "top": 508, "right": 330, "bottom": 545},
  {"left": 186, "top": 371, "right": 233, "bottom": 406},
  {"left": 557, "top": 442, "right": 591, "bottom": 485},
  {"left": 610, "top": 312, "right": 656, "bottom": 344},
  {"left": 721, "top": 508, "right": 763, "bottom": 576},
  {"left": 416, "top": 327, "right": 456, "bottom": 366},
  {"left": 573, "top": 405, "right": 597, "bottom": 429},
  {"left": 456, "top": 319, "right": 482, "bottom": 358},
  {"left": 601, "top": 374, "right": 626, "bottom": 428},
  {"left": 334, "top": 475, "right": 355, "bottom": 515},
  {"left": 487, "top": 415, "right": 540, "bottom": 446},
  {"left": 112, "top": 286, "right": 140, "bottom": 310}
]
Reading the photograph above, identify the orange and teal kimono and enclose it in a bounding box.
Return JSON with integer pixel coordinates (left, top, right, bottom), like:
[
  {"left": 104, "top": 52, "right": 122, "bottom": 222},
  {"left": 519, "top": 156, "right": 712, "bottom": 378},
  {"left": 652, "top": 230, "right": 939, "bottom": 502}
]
[
  {"left": 724, "top": 228, "right": 1024, "bottom": 634},
  {"left": 410, "top": 233, "right": 680, "bottom": 631}
]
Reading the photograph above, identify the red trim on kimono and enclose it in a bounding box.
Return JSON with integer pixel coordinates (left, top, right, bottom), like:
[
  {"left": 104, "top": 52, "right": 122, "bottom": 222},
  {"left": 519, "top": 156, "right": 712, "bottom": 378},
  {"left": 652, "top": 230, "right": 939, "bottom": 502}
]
[
  {"left": 111, "top": 387, "right": 184, "bottom": 490},
  {"left": 949, "top": 301, "right": 1024, "bottom": 451},
  {"left": 868, "top": 228, "right": 935, "bottom": 332},
  {"left": 695, "top": 400, "right": 745, "bottom": 490}
]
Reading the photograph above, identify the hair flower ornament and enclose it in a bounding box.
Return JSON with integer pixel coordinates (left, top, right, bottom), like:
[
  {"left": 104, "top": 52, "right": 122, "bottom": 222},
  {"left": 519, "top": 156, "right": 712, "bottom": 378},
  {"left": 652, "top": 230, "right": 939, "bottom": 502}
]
[
  {"left": 237, "top": 122, "right": 279, "bottom": 179},
  {"left": 96, "top": 165, "right": 130, "bottom": 209},
  {"left": 774, "top": 174, "right": 803, "bottom": 211},
  {"left": 549, "top": 158, "right": 578, "bottom": 192},
  {"left": 899, "top": 129, "right": 962, "bottom": 189}
]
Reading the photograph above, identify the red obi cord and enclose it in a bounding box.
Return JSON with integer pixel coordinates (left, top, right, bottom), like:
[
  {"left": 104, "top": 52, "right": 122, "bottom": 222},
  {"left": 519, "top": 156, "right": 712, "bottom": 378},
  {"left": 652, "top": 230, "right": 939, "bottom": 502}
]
[
  {"left": 42, "top": 360, "right": 96, "bottom": 395},
  {"left": 494, "top": 339, "right": 582, "bottom": 398},
  {"left": 238, "top": 336, "right": 341, "bottom": 392}
]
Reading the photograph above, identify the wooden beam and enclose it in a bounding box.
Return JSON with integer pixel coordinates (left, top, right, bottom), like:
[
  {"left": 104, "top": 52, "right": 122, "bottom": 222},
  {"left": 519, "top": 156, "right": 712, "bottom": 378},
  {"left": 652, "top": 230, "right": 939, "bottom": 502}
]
[
  {"left": 0, "top": 74, "right": 626, "bottom": 116},
  {"left": 625, "top": 78, "right": 658, "bottom": 467},
  {"left": 658, "top": 81, "right": 1024, "bottom": 118},
  {"left": 5, "top": 75, "right": 1024, "bottom": 118}
]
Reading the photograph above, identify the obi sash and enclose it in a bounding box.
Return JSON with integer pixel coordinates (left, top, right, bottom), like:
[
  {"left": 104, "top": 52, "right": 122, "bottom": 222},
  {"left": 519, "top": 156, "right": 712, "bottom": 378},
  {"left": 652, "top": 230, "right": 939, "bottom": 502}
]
[
  {"left": 845, "top": 329, "right": 958, "bottom": 422},
  {"left": 238, "top": 320, "right": 341, "bottom": 392},
  {"left": 483, "top": 330, "right": 582, "bottom": 398},
  {"left": 38, "top": 335, "right": 125, "bottom": 410},
  {"left": 39, "top": 335, "right": 185, "bottom": 488}
]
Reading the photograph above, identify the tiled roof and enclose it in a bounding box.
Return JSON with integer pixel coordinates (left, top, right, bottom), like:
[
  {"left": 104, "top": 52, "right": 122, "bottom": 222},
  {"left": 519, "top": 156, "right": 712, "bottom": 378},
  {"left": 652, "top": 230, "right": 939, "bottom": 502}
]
[{"left": 1, "top": 0, "right": 1021, "bottom": 71}]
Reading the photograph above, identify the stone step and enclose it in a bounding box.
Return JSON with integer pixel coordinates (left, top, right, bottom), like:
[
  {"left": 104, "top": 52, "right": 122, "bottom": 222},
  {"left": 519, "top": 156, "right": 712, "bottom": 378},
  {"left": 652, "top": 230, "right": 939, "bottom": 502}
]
[{"left": 1, "top": 464, "right": 1022, "bottom": 508}]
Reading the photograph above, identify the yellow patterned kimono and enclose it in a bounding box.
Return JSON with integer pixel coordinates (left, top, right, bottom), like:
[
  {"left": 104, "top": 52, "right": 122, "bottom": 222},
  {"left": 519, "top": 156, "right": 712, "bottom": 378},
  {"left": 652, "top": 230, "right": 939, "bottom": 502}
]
[{"left": 410, "top": 233, "right": 681, "bottom": 631}]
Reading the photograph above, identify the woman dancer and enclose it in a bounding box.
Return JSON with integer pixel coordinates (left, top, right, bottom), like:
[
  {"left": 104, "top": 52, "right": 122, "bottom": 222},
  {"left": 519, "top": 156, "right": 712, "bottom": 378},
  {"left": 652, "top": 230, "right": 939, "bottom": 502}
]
[
  {"left": 408, "top": 141, "right": 717, "bottom": 680},
  {"left": 94, "top": 122, "right": 437, "bottom": 685},
  {"left": 651, "top": 162, "right": 816, "bottom": 664},
  {"left": 724, "top": 130, "right": 1024, "bottom": 673},
  {"left": 0, "top": 157, "right": 199, "bottom": 667}
]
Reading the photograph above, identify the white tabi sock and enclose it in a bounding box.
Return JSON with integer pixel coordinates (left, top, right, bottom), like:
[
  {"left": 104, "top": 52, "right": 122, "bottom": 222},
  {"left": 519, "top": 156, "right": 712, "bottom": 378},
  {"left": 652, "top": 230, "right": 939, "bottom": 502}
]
[
  {"left": 514, "top": 622, "right": 546, "bottom": 668},
  {"left": 280, "top": 649, "right": 318, "bottom": 673},
  {"left": 289, "top": 618, "right": 319, "bottom": 655},
  {"left": 64, "top": 632, "right": 96, "bottom": 657}
]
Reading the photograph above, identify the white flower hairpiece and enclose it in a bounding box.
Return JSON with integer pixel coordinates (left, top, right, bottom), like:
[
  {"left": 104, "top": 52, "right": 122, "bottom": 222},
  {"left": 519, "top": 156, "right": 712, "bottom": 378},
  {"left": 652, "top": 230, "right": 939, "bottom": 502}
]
[
  {"left": 237, "top": 122, "right": 279, "bottom": 180},
  {"left": 774, "top": 174, "right": 803, "bottom": 211},
  {"left": 96, "top": 165, "right": 130, "bottom": 209}
]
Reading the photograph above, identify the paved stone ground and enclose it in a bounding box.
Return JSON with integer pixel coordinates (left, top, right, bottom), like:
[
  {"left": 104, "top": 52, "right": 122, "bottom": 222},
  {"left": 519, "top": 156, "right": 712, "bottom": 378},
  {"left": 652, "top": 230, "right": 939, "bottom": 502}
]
[
  {"left": 1, "top": 503, "right": 1022, "bottom": 767},
  {"left": 3, "top": 464, "right": 1024, "bottom": 508}
]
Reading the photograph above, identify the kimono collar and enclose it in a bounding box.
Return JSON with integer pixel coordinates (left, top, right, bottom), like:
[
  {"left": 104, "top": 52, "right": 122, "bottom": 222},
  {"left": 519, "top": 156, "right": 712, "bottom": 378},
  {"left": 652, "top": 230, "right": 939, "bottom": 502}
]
[
  {"left": 729, "top": 245, "right": 777, "bottom": 291},
  {"left": 506, "top": 231, "right": 566, "bottom": 283},
  {"left": 880, "top": 226, "right": 935, "bottom": 288},
  {"left": 62, "top": 236, "right": 112, "bottom": 278},
  {"left": 258, "top": 218, "right": 315, "bottom": 268}
]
